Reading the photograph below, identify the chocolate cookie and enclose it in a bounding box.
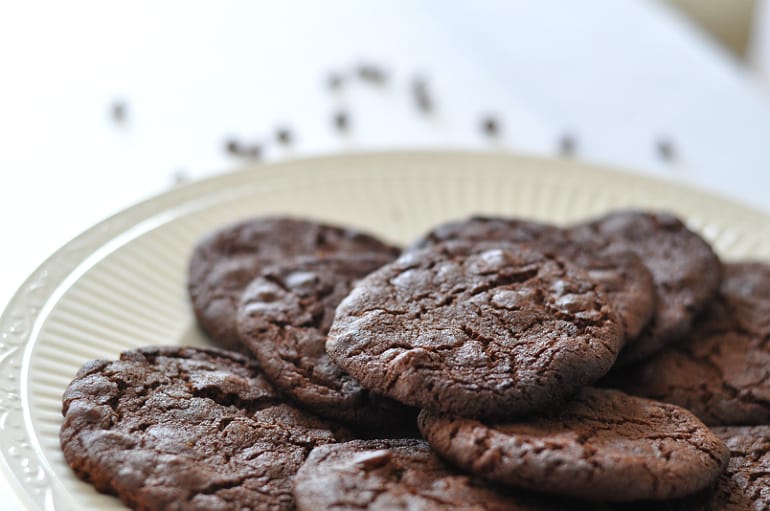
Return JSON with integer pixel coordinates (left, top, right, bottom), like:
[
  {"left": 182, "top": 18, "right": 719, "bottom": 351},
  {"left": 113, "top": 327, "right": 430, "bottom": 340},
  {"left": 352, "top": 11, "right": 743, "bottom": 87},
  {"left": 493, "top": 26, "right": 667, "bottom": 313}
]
[
  {"left": 418, "top": 388, "right": 729, "bottom": 502},
  {"left": 60, "top": 346, "right": 351, "bottom": 511},
  {"left": 569, "top": 210, "right": 721, "bottom": 364},
  {"left": 409, "top": 217, "right": 563, "bottom": 250},
  {"left": 411, "top": 216, "right": 656, "bottom": 342},
  {"left": 707, "top": 426, "right": 770, "bottom": 510},
  {"left": 188, "top": 217, "right": 400, "bottom": 350},
  {"left": 237, "top": 255, "right": 417, "bottom": 433},
  {"left": 720, "top": 262, "right": 770, "bottom": 335},
  {"left": 327, "top": 242, "right": 622, "bottom": 418},
  {"left": 618, "top": 426, "right": 770, "bottom": 510},
  {"left": 292, "top": 439, "right": 578, "bottom": 511},
  {"left": 566, "top": 247, "right": 656, "bottom": 344},
  {"left": 610, "top": 262, "right": 770, "bottom": 426}
]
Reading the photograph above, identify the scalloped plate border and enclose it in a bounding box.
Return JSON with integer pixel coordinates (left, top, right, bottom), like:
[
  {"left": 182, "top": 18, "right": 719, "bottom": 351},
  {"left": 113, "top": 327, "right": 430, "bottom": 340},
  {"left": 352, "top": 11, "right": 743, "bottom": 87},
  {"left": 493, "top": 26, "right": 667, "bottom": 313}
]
[{"left": 1, "top": 151, "right": 769, "bottom": 510}]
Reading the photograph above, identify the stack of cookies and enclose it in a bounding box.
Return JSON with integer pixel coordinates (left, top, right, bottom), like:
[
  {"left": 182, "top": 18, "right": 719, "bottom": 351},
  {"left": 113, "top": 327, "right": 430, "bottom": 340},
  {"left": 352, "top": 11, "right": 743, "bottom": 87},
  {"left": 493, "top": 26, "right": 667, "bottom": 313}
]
[{"left": 60, "top": 212, "right": 770, "bottom": 510}]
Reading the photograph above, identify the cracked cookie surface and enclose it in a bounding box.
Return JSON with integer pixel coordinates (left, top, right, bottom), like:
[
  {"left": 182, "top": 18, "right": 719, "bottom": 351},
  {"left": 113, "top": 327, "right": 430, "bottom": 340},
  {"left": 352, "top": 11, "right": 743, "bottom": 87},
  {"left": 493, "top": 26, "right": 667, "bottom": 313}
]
[
  {"left": 410, "top": 216, "right": 656, "bottom": 343},
  {"left": 237, "top": 255, "right": 417, "bottom": 434},
  {"left": 188, "top": 217, "right": 399, "bottom": 351},
  {"left": 292, "top": 439, "right": 582, "bottom": 511},
  {"left": 327, "top": 242, "right": 622, "bottom": 418},
  {"left": 707, "top": 426, "right": 770, "bottom": 510},
  {"left": 617, "top": 426, "right": 770, "bottom": 510},
  {"left": 610, "top": 262, "right": 770, "bottom": 426},
  {"left": 418, "top": 388, "right": 729, "bottom": 502},
  {"left": 60, "top": 346, "right": 351, "bottom": 511},
  {"left": 568, "top": 210, "right": 721, "bottom": 365}
]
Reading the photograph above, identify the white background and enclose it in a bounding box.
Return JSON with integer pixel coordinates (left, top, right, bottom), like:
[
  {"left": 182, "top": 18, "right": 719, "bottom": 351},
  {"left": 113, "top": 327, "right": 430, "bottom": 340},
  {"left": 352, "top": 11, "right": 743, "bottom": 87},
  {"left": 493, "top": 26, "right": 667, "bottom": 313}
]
[{"left": 1, "top": 1, "right": 770, "bottom": 508}]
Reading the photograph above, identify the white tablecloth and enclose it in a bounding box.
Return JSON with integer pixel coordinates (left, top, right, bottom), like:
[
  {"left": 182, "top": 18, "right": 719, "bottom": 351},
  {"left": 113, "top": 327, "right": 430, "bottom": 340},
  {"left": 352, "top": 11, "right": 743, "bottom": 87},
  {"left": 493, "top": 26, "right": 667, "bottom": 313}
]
[{"left": 1, "top": 1, "right": 770, "bottom": 508}]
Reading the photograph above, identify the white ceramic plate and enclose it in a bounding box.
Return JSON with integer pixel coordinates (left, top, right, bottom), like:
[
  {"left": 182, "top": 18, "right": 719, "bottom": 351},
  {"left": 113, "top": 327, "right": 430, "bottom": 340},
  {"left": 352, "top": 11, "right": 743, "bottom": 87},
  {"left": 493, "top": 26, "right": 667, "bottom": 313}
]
[{"left": 2, "top": 151, "right": 770, "bottom": 510}]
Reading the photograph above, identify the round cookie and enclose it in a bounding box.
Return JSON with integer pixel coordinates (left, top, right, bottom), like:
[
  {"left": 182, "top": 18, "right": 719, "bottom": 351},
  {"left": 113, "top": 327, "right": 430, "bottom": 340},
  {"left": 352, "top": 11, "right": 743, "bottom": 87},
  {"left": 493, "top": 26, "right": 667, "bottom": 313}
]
[
  {"left": 418, "top": 388, "right": 729, "bottom": 502},
  {"left": 409, "top": 216, "right": 564, "bottom": 251},
  {"left": 708, "top": 426, "right": 770, "bottom": 510},
  {"left": 411, "top": 216, "right": 656, "bottom": 343},
  {"left": 568, "top": 210, "right": 721, "bottom": 364},
  {"left": 237, "top": 255, "right": 417, "bottom": 433},
  {"left": 327, "top": 242, "right": 622, "bottom": 419},
  {"left": 609, "top": 262, "right": 770, "bottom": 426},
  {"left": 60, "top": 346, "right": 351, "bottom": 511},
  {"left": 720, "top": 262, "right": 770, "bottom": 335},
  {"left": 617, "top": 426, "right": 770, "bottom": 511},
  {"left": 567, "top": 247, "right": 655, "bottom": 343},
  {"left": 188, "top": 217, "right": 400, "bottom": 350},
  {"left": 292, "top": 439, "right": 583, "bottom": 511}
]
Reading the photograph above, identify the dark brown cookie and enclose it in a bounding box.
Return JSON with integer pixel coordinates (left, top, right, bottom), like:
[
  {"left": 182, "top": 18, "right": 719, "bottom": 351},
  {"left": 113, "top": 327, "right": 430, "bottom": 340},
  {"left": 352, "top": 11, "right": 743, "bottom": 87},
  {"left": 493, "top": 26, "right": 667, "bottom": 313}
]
[
  {"left": 409, "top": 216, "right": 563, "bottom": 251},
  {"left": 411, "top": 216, "right": 656, "bottom": 343},
  {"left": 569, "top": 210, "right": 721, "bottom": 364},
  {"left": 617, "top": 426, "right": 770, "bottom": 510},
  {"left": 708, "top": 426, "right": 770, "bottom": 510},
  {"left": 60, "top": 346, "right": 351, "bottom": 511},
  {"left": 327, "top": 242, "right": 622, "bottom": 419},
  {"left": 566, "top": 247, "right": 656, "bottom": 344},
  {"left": 418, "top": 388, "right": 729, "bottom": 502},
  {"left": 292, "top": 439, "right": 582, "bottom": 511},
  {"left": 720, "top": 262, "right": 770, "bottom": 335},
  {"left": 188, "top": 217, "right": 400, "bottom": 350},
  {"left": 237, "top": 255, "right": 417, "bottom": 434},
  {"left": 609, "top": 262, "right": 770, "bottom": 426}
]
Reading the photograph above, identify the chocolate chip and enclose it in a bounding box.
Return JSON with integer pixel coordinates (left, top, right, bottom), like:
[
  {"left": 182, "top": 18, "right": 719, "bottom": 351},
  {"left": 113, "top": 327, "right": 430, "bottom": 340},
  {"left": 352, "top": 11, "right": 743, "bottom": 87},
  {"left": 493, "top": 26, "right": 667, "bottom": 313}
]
[
  {"left": 559, "top": 133, "right": 576, "bottom": 156},
  {"left": 481, "top": 116, "right": 500, "bottom": 138},
  {"left": 356, "top": 63, "right": 388, "bottom": 84},
  {"left": 657, "top": 138, "right": 676, "bottom": 161},
  {"left": 224, "top": 138, "right": 261, "bottom": 159},
  {"left": 225, "top": 138, "right": 240, "bottom": 155},
  {"left": 333, "top": 111, "right": 349, "bottom": 133},
  {"left": 110, "top": 100, "right": 127, "bottom": 124},
  {"left": 276, "top": 128, "right": 293, "bottom": 145},
  {"left": 327, "top": 73, "right": 345, "bottom": 91},
  {"left": 412, "top": 77, "right": 433, "bottom": 114}
]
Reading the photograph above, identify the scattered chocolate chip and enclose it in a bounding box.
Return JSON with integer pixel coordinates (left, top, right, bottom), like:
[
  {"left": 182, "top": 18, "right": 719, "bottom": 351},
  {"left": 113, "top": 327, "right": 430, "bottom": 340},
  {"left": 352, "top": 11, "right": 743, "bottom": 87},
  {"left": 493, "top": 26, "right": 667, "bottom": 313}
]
[
  {"left": 276, "top": 127, "right": 293, "bottom": 145},
  {"left": 327, "top": 73, "right": 345, "bottom": 91},
  {"left": 356, "top": 63, "right": 388, "bottom": 84},
  {"left": 481, "top": 116, "right": 500, "bottom": 138},
  {"left": 225, "top": 138, "right": 240, "bottom": 155},
  {"left": 657, "top": 138, "right": 676, "bottom": 161},
  {"left": 224, "top": 138, "right": 261, "bottom": 159},
  {"left": 412, "top": 77, "right": 433, "bottom": 114},
  {"left": 110, "top": 100, "right": 127, "bottom": 124},
  {"left": 559, "top": 133, "right": 576, "bottom": 156},
  {"left": 333, "top": 111, "right": 349, "bottom": 133}
]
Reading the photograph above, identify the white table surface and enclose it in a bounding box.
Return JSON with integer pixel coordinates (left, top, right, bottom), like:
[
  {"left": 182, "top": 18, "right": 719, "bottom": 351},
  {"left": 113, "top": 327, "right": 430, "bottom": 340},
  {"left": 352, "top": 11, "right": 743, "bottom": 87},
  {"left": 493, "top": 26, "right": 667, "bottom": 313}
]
[{"left": 1, "top": 1, "right": 770, "bottom": 508}]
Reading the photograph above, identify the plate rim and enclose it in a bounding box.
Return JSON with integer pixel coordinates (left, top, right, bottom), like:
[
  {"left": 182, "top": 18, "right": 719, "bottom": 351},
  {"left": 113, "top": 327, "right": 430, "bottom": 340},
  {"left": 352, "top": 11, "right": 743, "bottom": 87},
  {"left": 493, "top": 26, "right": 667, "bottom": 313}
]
[{"left": 2, "top": 149, "right": 769, "bottom": 509}]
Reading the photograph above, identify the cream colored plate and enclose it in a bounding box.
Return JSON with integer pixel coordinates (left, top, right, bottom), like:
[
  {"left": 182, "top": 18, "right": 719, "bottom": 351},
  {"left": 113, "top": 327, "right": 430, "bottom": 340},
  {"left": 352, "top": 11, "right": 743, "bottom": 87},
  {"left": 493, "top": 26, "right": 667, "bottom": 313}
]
[{"left": 2, "top": 151, "right": 769, "bottom": 510}]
